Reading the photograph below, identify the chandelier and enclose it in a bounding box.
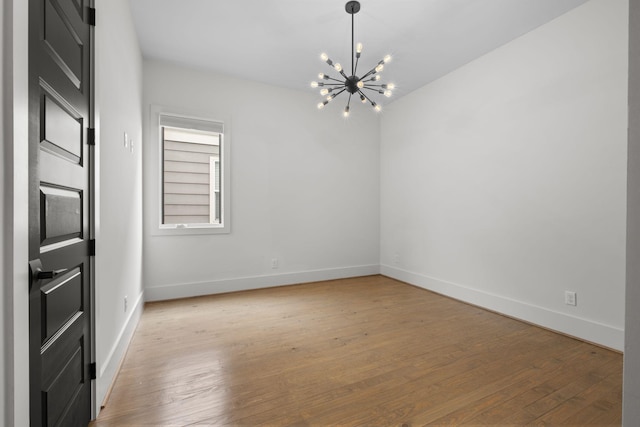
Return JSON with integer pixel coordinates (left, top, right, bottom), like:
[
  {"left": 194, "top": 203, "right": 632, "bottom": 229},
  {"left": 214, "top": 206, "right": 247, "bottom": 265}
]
[{"left": 311, "top": 1, "right": 394, "bottom": 117}]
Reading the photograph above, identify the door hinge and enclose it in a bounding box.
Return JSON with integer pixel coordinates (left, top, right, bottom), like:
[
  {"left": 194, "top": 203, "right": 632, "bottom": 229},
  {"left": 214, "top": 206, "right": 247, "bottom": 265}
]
[
  {"left": 87, "top": 128, "right": 95, "bottom": 146},
  {"left": 89, "top": 362, "right": 97, "bottom": 380},
  {"left": 88, "top": 7, "right": 96, "bottom": 26},
  {"left": 89, "top": 239, "right": 96, "bottom": 256}
]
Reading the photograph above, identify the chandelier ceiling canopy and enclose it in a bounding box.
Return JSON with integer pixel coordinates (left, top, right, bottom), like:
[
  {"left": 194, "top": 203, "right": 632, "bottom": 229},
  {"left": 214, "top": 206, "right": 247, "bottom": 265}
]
[{"left": 311, "top": 1, "right": 394, "bottom": 117}]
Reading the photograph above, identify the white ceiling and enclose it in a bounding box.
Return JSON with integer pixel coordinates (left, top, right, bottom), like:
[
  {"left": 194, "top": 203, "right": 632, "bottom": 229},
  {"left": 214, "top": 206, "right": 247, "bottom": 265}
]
[{"left": 130, "top": 0, "right": 589, "bottom": 101}]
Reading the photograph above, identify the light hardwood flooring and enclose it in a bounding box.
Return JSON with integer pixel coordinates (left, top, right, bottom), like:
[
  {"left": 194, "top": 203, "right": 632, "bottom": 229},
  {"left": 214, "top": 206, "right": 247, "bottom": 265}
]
[{"left": 90, "top": 275, "right": 622, "bottom": 426}]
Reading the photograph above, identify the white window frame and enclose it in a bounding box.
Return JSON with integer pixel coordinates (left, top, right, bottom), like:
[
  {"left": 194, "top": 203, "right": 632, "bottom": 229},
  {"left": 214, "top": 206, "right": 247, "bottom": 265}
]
[
  {"left": 209, "top": 157, "right": 220, "bottom": 224},
  {"left": 149, "top": 105, "right": 230, "bottom": 235}
]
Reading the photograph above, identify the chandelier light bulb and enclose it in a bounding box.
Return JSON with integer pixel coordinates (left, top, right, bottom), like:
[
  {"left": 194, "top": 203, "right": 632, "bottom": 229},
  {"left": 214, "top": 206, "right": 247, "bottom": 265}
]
[
  {"left": 360, "top": 95, "right": 367, "bottom": 103},
  {"left": 373, "top": 75, "right": 381, "bottom": 81},
  {"left": 321, "top": 52, "right": 328, "bottom": 61},
  {"left": 343, "top": 106, "right": 350, "bottom": 118},
  {"left": 317, "top": 101, "right": 326, "bottom": 109},
  {"left": 311, "top": 81, "right": 319, "bottom": 88},
  {"left": 357, "top": 80, "right": 364, "bottom": 89},
  {"left": 382, "top": 83, "right": 395, "bottom": 90},
  {"left": 383, "top": 54, "right": 392, "bottom": 63},
  {"left": 320, "top": 88, "right": 329, "bottom": 96},
  {"left": 334, "top": 63, "right": 342, "bottom": 72},
  {"left": 384, "top": 90, "right": 392, "bottom": 97},
  {"left": 356, "top": 43, "right": 363, "bottom": 53},
  {"left": 374, "top": 103, "right": 382, "bottom": 112},
  {"left": 375, "top": 64, "right": 384, "bottom": 73}
]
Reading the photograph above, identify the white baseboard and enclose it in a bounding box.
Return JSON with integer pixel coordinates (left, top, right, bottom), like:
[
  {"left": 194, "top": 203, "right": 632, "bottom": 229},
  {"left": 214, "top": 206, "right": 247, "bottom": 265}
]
[
  {"left": 145, "top": 264, "right": 380, "bottom": 302},
  {"left": 380, "top": 265, "right": 624, "bottom": 351},
  {"left": 95, "top": 290, "right": 145, "bottom": 411}
]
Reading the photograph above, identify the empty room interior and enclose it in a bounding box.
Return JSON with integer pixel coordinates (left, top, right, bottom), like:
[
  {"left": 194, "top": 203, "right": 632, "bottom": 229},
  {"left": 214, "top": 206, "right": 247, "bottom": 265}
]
[{"left": 3, "top": 0, "right": 640, "bottom": 425}]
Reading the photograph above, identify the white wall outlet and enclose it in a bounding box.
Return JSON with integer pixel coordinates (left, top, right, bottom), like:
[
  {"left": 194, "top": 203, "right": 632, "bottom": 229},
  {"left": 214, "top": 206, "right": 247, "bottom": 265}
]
[
  {"left": 124, "top": 295, "right": 128, "bottom": 312},
  {"left": 271, "top": 258, "right": 279, "bottom": 269},
  {"left": 565, "top": 291, "right": 577, "bottom": 306}
]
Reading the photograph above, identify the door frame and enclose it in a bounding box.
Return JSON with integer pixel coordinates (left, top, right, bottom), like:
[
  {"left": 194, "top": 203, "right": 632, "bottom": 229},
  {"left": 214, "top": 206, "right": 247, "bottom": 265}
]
[
  {"left": 4, "top": 0, "right": 32, "bottom": 425},
  {"left": 88, "top": 0, "right": 97, "bottom": 417}
]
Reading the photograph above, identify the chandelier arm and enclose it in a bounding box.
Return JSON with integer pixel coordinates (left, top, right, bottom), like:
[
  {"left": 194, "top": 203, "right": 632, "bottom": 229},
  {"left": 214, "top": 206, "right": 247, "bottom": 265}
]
[
  {"left": 361, "top": 86, "right": 383, "bottom": 92},
  {"left": 331, "top": 88, "right": 347, "bottom": 99},
  {"left": 324, "top": 76, "right": 344, "bottom": 83},
  {"left": 360, "top": 67, "right": 378, "bottom": 80},
  {"left": 347, "top": 93, "right": 352, "bottom": 109},
  {"left": 357, "top": 89, "right": 375, "bottom": 105},
  {"left": 354, "top": 56, "right": 360, "bottom": 77}
]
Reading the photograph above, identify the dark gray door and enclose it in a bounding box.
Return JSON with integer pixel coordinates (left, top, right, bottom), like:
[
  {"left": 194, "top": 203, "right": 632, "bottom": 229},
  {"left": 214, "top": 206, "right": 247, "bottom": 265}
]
[{"left": 28, "top": 0, "right": 94, "bottom": 425}]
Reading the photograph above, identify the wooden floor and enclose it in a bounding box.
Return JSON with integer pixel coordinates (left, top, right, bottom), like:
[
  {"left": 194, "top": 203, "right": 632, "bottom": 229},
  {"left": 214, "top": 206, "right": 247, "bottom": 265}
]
[{"left": 90, "top": 275, "right": 622, "bottom": 426}]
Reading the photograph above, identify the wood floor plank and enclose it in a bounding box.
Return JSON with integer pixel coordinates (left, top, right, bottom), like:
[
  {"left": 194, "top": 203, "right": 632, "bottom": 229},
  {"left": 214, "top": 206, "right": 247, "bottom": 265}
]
[
  {"left": 532, "top": 371, "right": 623, "bottom": 425},
  {"left": 466, "top": 352, "right": 620, "bottom": 425},
  {"left": 90, "top": 275, "right": 622, "bottom": 426}
]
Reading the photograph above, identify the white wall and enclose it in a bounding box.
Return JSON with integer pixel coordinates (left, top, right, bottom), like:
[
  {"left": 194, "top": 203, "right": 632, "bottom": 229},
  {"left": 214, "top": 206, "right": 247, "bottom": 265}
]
[
  {"left": 143, "top": 60, "right": 380, "bottom": 300},
  {"left": 1, "top": 1, "right": 6, "bottom": 422},
  {"left": 380, "top": 0, "right": 628, "bottom": 350},
  {"left": 625, "top": 0, "right": 640, "bottom": 423},
  {"left": 94, "top": 0, "right": 144, "bottom": 410}
]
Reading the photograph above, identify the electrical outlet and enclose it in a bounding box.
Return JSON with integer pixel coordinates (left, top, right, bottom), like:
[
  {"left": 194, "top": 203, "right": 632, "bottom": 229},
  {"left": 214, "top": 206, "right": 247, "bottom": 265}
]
[
  {"left": 124, "top": 296, "right": 128, "bottom": 312},
  {"left": 271, "top": 258, "right": 279, "bottom": 269},
  {"left": 564, "top": 291, "right": 577, "bottom": 306}
]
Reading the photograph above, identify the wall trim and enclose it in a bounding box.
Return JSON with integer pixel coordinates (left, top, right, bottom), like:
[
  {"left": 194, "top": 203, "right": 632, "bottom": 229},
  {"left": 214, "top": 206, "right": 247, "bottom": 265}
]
[
  {"left": 96, "top": 290, "right": 144, "bottom": 411},
  {"left": 145, "top": 264, "right": 380, "bottom": 302},
  {"left": 380, "top": 264, "right": 624, "bottom": 351}
]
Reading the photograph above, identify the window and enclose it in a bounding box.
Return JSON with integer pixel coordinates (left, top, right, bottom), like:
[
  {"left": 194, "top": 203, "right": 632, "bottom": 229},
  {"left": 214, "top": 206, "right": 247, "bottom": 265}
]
[
  {"left": 162, "top": 126, "right": 220, "bottom": 225},
  {"left": 154, "top": 111, "right": 230, "bottom": 234}
]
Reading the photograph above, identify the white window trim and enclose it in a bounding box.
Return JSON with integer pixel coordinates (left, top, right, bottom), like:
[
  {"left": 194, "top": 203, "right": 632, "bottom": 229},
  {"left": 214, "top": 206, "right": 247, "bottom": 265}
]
[
  {"left": 149, "top": 104, "right": 231, "bottom": 236},
  {"left": 209, "top": 157, "right": 222, "bottom": 224}
]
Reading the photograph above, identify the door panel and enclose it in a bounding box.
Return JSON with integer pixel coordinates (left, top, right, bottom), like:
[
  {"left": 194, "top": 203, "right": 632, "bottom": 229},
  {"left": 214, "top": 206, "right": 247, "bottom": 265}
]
[
  {"left": 40, "top": 185, "right": 83, "bottom": 246},
  {"left": 41, "top": 268, "right": 83, "bottom": 341},
  {"left": 29, "top": 0, "right": 93, "bottom": 425},
  {"left": 42, "top": 93, "right": 83, "bottom": 162},
  {"left": 44, "top": 0, "right": 84, "bottom": 88}
]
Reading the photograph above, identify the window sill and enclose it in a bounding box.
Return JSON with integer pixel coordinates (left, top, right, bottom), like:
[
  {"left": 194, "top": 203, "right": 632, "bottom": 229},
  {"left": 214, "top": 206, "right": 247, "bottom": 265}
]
[{"left": 152, "top": 224, "right": 230, "bottom": 236}]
